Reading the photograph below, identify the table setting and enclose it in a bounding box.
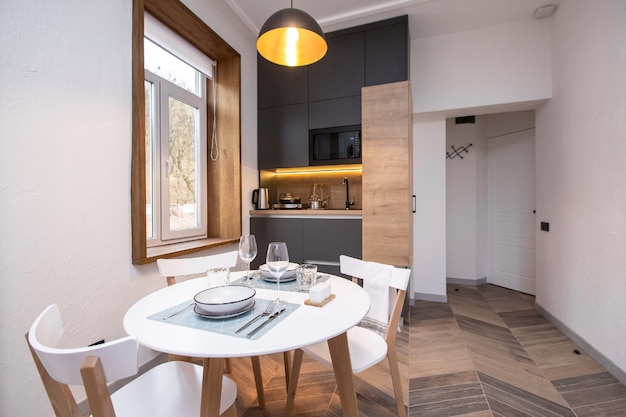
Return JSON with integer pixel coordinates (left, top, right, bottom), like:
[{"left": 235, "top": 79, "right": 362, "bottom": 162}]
[
  {"left": 123, "top": 241, "right": 371, "bottom": 417},
  {"left": 147, "top": 237, "right": 331, "bottom": 340}
]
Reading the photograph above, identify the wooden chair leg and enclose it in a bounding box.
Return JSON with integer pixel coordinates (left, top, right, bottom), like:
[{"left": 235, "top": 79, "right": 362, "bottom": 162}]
[
  {"left": 80, "top": 356, "right": 115, "bottom": 417},
  {"left": 26, "top": 333, "right": 83, "bottom": 417},
  {"left": 285, "top": 349, "right": 304, "bottom": 417},
  {"left": 386, "top": 346, "right": 407, "bottom": 417},
  {"left": 222, "top": 403, "right": 238, "bottom": 417},
  {"left": 224, "top": 358, "right": 232, "bottom": 374},
  {"left": 250, "top": 356, "right": 265, "bottom": 409}
]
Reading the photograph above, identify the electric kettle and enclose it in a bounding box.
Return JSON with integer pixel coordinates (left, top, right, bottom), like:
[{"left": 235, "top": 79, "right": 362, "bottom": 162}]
[{"left": 252, "top": 188, "right": 270, "bottom": 210}]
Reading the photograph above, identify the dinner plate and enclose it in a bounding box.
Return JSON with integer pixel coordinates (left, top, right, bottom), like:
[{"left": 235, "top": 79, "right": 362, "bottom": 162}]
[
  {"left": 194, "top": 285, "right": 256, "bottom": 315},
  {"left": 259, "top": 263, "right": 298, "bottom": 282},
  {"left": 194, "top": 300, "right": 255, "bottom": 319}
]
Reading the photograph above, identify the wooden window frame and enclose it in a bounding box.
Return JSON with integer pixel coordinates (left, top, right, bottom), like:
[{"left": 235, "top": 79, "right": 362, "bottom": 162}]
[{"left": 132, "top": 0, "right": 242, "bottom": 264}]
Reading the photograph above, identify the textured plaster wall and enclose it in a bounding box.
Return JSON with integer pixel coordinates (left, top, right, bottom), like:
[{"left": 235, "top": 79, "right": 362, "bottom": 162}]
[
  {"left": 535, "top": 0, "right": 626, "bottom": 374},
  {"left": 0, "top": 1, "right": 257, "bottom": 416}
]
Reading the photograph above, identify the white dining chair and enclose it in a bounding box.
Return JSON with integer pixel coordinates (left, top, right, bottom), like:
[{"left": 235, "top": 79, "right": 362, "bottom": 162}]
[
  {"left": 285, "top": 255, "right": 410, "bottom": 417},
  {"left": 156, "top": 251, "right": 270, "bottom": 409},
  {"left": 27, "top": 304, "right": 238, "bottom": 417}
]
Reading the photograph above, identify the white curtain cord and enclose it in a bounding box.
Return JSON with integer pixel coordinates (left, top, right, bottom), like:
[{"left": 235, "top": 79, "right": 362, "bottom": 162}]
[{"left": 210, "top": 64, "right": 219, "bottom": 161}]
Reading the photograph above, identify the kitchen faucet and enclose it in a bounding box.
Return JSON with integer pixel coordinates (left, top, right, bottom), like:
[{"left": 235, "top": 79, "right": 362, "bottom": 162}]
[{"left": 342, "top": 177, "right": 355, "bottom": 210}]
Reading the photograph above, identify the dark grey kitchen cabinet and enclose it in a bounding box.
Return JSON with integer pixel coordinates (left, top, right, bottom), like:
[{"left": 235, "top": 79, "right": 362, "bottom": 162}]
[
  {"left": 302, "top": 218, "right": 362, "bottom": 267},
  {"left": 309, "top": 96, "right": 362, "bottom": 129},
  {"left": 250, "top": 217, "right": 362, "bottom": 275},
  {"left": 258, "top": 103, "right": 308, "bottom": 169},
  {"left": 365, "top": 18, "right": 409, "bottom": 86},
  {"left": 258, "top": 56, "right": 308, "bottom": 108},
  {"left": 308, "top": 31, "right": 365, "bottom": 102},
  {"left": 257, "top": 54, "right": 309, "bottom": 169},
  {"left": 250, "top": 217, "right": 303, "bottom": 269},
  {"left": 308, "top": 31, "right": 364, "bottom": 129}
]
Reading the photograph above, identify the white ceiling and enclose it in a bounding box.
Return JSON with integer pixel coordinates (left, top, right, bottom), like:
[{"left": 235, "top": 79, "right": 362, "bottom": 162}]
[{"left": 223, "top": 0, "right": 559, "bottom": 40}]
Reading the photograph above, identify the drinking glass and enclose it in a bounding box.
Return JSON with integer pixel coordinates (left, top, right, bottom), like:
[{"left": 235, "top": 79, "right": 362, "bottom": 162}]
[
  {"left": 266, "top": 242, "right": 289, "bottom": 308},
  {"left": 238, "top": 235, "right": 258, "bottom": 282}
]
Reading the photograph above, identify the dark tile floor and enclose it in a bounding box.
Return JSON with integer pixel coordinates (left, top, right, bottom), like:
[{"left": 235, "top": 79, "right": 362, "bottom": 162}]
[{"left": 227, "top": 284, "right": 626, "bottom": 416}]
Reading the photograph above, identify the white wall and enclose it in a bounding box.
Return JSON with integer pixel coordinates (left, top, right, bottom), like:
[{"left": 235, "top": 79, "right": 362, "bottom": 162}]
[
  {"left": 411, "top": 18, "right": 553, "bottom": 114},
  {"left": 445, "top": 117, "right": 487, "bottom": 281},
  {"left": 535, "top": 0, "right": 626, "bottom": 375},
  {"left": 412, "top": 116, "right": 447, "bottom": 300},
  {"left": 0, "top": 1, "right": 257, "bottom": 416},
  {"left": 410, "top": 15, "right": 553, "bottom": 300}
]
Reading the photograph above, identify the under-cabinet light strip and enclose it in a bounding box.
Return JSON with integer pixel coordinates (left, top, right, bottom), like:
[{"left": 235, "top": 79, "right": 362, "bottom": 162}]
[{"left": 273, "top": 165, "right": 363, "bottom": 176}]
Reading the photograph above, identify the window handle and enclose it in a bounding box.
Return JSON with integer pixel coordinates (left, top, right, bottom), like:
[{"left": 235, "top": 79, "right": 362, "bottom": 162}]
[{"left": 164, "top": 158, "right": 172, "bottom": 177}]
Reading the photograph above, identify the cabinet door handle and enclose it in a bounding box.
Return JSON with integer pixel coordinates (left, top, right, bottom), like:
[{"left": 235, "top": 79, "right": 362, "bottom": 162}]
[{"left": 412, "top": 195, "right": 416, "bottom": 213}]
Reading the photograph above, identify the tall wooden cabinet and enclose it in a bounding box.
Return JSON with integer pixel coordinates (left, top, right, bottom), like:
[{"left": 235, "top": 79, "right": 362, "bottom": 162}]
[{"left": 361, "top": 81, "right": 413, "bottom": 267}]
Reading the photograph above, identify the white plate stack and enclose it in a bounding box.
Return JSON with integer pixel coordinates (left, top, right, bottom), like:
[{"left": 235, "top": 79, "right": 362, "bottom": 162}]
[
  {"left": 194, "top": 286, "right": 256, "bottom": 319},
  {"left": 258, "top": 263, "right": 299, "bottom": 282}
]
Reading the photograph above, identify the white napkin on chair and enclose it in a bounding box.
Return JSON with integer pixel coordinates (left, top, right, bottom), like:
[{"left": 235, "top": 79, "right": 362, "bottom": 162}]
[{"left": 362, "top": 261, "right": 394, "bottom": 330}]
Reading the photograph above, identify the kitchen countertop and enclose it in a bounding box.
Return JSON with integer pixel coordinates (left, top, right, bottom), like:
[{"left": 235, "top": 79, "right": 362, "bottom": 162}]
[{"left": 250, "top": 209, "right": 362, "bottom": 219}]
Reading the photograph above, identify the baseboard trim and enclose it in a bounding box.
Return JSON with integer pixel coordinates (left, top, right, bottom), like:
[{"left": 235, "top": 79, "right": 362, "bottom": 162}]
[
  {"left": 446, "top": 276, "right": 487, "bottom": 286},
  {"left": 411, "top": 292, "right": 447, "bottom": 303},
  {"left": 535, "top": 302, "right": 626, "bottom": 386}
]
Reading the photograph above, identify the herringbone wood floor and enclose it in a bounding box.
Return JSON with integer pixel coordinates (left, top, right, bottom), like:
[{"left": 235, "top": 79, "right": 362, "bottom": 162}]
[{"left": 225, "top": 284, "right": 626, "bottom": 416}]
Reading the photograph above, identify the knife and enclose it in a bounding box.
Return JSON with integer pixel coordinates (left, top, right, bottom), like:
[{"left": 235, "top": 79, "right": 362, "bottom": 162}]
[{"left": 246, "top": 307, "right": 285, "bottom": 338}]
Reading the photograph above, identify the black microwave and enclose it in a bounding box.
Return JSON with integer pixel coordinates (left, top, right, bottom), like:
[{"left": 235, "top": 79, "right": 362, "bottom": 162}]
[{"left": 309, "top": 125, "right": 361, "bottom": 165}]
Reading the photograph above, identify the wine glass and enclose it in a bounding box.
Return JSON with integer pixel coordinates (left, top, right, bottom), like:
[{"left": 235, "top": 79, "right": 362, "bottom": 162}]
[
  {"left": 266, "top": 242, "right": 289, "bottom": 308},
  {"left": 238, "top": 235, "right": 258, "bottom": 282}
]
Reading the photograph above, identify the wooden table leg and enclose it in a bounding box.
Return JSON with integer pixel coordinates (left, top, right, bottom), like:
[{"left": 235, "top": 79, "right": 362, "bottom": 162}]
[
  {"left": 327, "top": 332, "right": 359, "bottom": 417},
  {"left": 201, "top": 357, "right": 224, "bottom": 417},
  {"left": 285, "top": 349, "right": 304, "bottom": 417}
]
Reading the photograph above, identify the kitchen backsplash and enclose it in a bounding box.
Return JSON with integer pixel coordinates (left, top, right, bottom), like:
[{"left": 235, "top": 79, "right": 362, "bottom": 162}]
[{"left": 259, "top": 170, "right": 362, "bottom": 210}]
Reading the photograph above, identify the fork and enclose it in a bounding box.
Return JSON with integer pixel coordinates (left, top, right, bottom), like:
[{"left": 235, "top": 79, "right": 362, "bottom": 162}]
[{"left": 235, "top": 303, "right": 274, "bottom": 334}]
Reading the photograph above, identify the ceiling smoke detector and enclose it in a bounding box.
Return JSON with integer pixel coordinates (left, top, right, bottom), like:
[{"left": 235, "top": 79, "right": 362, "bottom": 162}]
[{"left": 533, "top": 4, "right": 558, "bottom": 19}]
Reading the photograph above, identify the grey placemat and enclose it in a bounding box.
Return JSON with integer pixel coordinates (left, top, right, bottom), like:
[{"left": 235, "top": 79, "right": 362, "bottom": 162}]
[{"left": 148, "top": 297, "right": 300, "bottom": 340}]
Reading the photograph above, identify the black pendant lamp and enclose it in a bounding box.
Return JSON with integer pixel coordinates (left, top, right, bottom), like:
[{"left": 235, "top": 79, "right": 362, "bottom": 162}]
[{"left": 257, "top": 1, "right": 327, "bottom": 67}]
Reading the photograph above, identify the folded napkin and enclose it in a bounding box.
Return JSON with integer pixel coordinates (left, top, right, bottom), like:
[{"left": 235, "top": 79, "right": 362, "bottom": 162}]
[{"left": 361, "top": 261, "right": 394, "bottom": 334}]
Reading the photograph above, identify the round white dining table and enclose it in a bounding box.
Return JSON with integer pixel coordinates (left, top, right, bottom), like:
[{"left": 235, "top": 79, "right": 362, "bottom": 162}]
[{"left": 123, "top": 272, "right": 370, "bottom": 417}]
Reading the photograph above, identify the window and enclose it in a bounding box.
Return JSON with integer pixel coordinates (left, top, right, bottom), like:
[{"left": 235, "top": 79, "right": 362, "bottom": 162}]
[
  {"left": 144, "top": 35, "right": 210, "bottom": 245},
  {"left": 132, "top": 0, "right": 242, "bottom": 264}
]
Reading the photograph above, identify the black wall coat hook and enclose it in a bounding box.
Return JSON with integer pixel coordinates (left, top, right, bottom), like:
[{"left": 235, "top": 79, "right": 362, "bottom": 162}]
[{"left": 446, "top": 143, "right": 473, "bottom": 159}]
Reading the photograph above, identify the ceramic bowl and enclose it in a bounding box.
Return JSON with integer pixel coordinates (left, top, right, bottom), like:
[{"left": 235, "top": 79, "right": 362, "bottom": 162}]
[{"left": 194, "top": 285, "right": 256, "bottom": 315}]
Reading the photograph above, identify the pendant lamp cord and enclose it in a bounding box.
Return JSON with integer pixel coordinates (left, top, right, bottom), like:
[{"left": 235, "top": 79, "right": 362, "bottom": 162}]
[{"left": 210, "top": 65, "right": 219, "bottom": 161}]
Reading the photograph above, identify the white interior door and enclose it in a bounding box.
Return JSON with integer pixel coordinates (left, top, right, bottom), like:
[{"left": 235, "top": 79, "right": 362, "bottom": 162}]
[{"left": 487, "top": 129, "right": 536, "bottom": 294}]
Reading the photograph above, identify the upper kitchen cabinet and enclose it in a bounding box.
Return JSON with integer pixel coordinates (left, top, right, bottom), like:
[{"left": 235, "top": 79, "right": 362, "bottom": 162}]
[
  {"left": 365, "top": 17, "right": 409, "bottom": 86},
  {"left": 258, "top": 54, "right": 310, "bottom": 169},
  {"left": 308, "top": 31, "right": 364, "bottom": 129},
  {"left": 258, "top": 56, "right": 308, "bottom": 108},
  {"left": 258, "top": 103, "right": 309, "bottom": 169},
  {"left": 308, "top": 32, "right": 364, "bottom": 102},
  {"left": 362, "top": 80, "right": 412, "bottom": 267}
]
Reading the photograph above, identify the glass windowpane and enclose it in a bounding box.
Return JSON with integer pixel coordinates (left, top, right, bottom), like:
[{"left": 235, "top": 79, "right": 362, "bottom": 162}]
[
  {"left": 144, "top": 80, "right": 154, "bottom": 239},
  {"left": 168, "top": 97, "right": 199, "bottom": 231}
]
